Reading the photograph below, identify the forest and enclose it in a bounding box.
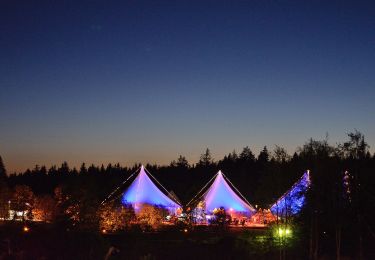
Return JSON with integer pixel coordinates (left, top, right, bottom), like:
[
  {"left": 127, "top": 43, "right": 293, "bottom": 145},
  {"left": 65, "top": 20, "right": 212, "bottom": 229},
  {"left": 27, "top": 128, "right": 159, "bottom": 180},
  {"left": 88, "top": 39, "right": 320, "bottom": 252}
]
[{"left": 0, "top": 130, "right": 374, "bottom": 259}]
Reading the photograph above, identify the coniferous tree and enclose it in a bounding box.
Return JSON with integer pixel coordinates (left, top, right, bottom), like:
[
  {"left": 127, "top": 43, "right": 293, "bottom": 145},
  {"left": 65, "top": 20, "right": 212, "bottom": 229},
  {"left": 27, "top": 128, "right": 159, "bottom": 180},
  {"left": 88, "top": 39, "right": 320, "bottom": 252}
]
[
  {"left": 176, "top": 155, "right": 189, "bottom": 169},
  {"left": 40, "top": 166, "right": 47, "bottom": 175},
  {"left": 239, "top": 146, "right": 255, "bottom": 162},
  {"left": 48, "top": 165, "right": 57, "bottom": 175},
  {"left": 230, "top": 150, "right": 238, "bottom": 161},
  {"left": 0, "top": 156, "right": 6, "bottom": 178},
  {"left": 100, "top": 164, "right": 106, "bottom": 174},
  {"left": 257, "top": 146, "right": 270, "bottom": 163},
  {"left": 80, "top": 163, "right": 88, "bottom": 175},
  {"left": 58, "top": 161, "right": 70, "bottom": 175},
  {"left": 197, "top": 148, "right": 214, "bottom": 167},
  {"left": 0, "top": 132, "right": 374, "bottom": 258}
]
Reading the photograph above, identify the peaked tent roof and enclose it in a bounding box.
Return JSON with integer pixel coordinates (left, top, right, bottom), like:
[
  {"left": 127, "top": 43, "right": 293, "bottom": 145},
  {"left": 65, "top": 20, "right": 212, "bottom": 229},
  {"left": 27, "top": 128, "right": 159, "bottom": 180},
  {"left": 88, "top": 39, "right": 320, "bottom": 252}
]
[
  {"left": 189, "top": 170, "right": 256, "bottom": 214},
  {"left": 102, "top": 166, "right": 181, "bottom": 211},
  {"left": 270, "top": 170, "right": 310, "bottom": 215},
  {"left": 121, "top": 166, "right": 181, "bottom": 209}
]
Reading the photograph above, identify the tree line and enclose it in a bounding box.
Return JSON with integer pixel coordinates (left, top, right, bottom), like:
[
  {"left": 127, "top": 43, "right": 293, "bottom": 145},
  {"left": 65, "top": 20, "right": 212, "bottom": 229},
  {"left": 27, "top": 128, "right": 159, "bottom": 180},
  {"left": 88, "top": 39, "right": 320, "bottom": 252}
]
[{"left": 0, "top": 130, "right": 374, "bottom": 258}]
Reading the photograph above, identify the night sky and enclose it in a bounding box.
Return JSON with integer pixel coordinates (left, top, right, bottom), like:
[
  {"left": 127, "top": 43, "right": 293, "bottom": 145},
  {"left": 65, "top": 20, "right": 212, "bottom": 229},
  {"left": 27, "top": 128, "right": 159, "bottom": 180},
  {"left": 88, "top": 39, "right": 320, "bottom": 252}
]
[{"left": 1, "top": 0, "right": 374, "bottom": 173}]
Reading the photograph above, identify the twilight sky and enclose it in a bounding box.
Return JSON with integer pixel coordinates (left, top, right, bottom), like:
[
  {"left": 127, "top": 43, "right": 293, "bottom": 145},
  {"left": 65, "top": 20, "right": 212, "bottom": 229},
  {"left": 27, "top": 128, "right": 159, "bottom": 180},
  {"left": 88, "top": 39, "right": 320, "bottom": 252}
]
[{"left": 1, "top": 0, "right": 374, "bottom": 173}]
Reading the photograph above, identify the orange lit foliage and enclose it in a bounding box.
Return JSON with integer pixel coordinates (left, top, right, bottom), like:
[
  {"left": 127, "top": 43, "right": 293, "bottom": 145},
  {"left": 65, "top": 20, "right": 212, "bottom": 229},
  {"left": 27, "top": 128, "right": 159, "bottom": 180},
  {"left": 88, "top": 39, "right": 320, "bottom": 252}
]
[
  {"left": 33, "top": 195, "right": 56, "bottom": 222},
  {"left": 137, "top": 204, "right": 168, "bottom": 231},
  {"left": 54, "top": 186, "right": 80, "bottom": 226},
  {"left": 98, "top": 200, "right": 135, "bottom": 232},
  {"left": 53, "top": 185, "right": 101, "bottom": 230},
  {"left": 12, "top": 185, "right": 35, "bottom": 220}
]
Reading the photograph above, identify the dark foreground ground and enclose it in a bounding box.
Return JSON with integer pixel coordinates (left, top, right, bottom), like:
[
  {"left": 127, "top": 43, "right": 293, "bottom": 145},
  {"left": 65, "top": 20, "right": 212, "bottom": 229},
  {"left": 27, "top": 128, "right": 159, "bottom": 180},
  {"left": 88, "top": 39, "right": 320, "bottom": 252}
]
[{"left": 0, "top": 222, "right": 374, "bottom": 259}]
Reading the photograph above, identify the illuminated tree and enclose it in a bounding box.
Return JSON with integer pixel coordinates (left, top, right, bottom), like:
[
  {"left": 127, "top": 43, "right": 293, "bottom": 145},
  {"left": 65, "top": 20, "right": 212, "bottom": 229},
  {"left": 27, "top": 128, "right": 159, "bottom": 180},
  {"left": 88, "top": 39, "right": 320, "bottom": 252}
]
[
  {"left": 137, "top": 204, "right": 167, "bottom": 231},
  {"left": 53, "top": 184, "right": 100, "bottom": 230},
  {"left": 12, "top": 185, "right": 35, "bottom": 220},
  {"left": 98, "top": 200, "right": 135, "bottom": 232},
  {"left": 53, "top": 185, "right": 79, "bottom": 227},
  {"left": 33, "top": 194, "right": 56, "bottom": 222},
  {"left": 211, "top": 207, "right": 230, "bottom": 228}
]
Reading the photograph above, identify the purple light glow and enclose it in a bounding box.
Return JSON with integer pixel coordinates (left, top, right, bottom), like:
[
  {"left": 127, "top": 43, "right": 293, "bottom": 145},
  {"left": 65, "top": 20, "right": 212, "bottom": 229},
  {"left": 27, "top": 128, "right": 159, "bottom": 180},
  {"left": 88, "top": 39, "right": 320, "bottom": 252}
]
[
  {"left": 270, "top": 171, "right": 310, "bottom": 216},
  {"left": 203, "top": 171, "right": 256, "bottom": 215},
  {"left": 122, "top": 166, "right": 181, "bottom": 213}
]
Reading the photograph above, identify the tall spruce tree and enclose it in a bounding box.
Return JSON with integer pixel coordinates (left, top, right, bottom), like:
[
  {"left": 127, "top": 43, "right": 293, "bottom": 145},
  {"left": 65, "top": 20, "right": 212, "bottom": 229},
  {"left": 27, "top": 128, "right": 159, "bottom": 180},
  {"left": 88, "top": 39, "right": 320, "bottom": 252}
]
[
  {"left": 198, "top": 148, "right": 214, "bottom": 167},
  {"left": 257, "top": 146, "right": 270, "bottom": 163}
]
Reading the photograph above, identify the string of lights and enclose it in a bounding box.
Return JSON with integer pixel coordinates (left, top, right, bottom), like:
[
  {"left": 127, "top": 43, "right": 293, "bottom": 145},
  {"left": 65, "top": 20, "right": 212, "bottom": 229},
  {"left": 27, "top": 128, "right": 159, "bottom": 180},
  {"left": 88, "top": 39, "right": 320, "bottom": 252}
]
[
  {"left": 100, "top": 169, "right": 139, "bottom": 205},
  {"left": 186, "top": 172, "right": 219, "bottom": 207}
]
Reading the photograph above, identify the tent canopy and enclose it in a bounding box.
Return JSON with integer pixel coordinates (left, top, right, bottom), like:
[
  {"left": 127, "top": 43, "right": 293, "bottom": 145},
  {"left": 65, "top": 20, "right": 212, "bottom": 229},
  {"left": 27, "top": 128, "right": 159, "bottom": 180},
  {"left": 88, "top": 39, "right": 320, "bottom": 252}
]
[
  {"left": 270, "top": 171, "right": 310, "bottom": 215},
  {"left": 192, "top": 170, "right": 256, "bottom": 215},
  {"left": 121, "top": 166, "right": 181, "bottom": 211}
]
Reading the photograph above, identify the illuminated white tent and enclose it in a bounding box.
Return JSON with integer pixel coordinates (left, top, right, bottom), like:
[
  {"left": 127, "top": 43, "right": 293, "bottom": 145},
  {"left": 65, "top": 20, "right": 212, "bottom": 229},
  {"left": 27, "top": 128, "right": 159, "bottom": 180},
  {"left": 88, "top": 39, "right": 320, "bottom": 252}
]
[
  {"left": 188, "top": 170, "right": 256, "bottom": 216},
  {"left": 102, "top": 165, "right": 181, "bottom": 213}
]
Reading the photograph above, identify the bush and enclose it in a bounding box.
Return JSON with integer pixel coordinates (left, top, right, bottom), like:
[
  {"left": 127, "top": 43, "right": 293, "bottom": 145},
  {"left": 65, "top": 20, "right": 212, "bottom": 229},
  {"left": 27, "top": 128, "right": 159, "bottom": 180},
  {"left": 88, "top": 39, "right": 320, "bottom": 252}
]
[
  {"left": 98, "top": 201, "right": 135, "bottom": 232},
  {"left": 136, "top": 204, "right": 167, "bottom": 231}
]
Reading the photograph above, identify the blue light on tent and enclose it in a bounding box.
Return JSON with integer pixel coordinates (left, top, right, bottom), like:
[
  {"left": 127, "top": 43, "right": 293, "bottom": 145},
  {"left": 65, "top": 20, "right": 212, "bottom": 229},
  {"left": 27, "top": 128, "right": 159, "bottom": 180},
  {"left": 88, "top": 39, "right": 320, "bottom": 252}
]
[
  {"left": 270, "top": 171, "right": 310, "bottom": 215},
  {"left": 204, "top": 171, "right": 255, "bottom": 215},
  {"left": 121, "top": 166, "right": 180, "bottom": 211}
]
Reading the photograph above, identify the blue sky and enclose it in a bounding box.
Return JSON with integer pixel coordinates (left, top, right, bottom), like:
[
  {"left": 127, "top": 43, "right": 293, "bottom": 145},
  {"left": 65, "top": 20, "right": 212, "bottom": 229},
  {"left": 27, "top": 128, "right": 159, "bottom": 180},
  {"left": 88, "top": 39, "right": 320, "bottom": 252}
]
[{"left": 1, "top": 0, "right": 374, "bottom": 172}]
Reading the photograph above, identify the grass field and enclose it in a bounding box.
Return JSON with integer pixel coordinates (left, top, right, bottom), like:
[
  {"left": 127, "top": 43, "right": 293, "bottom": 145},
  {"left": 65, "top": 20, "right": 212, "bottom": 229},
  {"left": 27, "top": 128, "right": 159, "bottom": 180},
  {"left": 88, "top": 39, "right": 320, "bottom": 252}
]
[{"left": 0, "top": 222, "right": 313, "bottom": 259}]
